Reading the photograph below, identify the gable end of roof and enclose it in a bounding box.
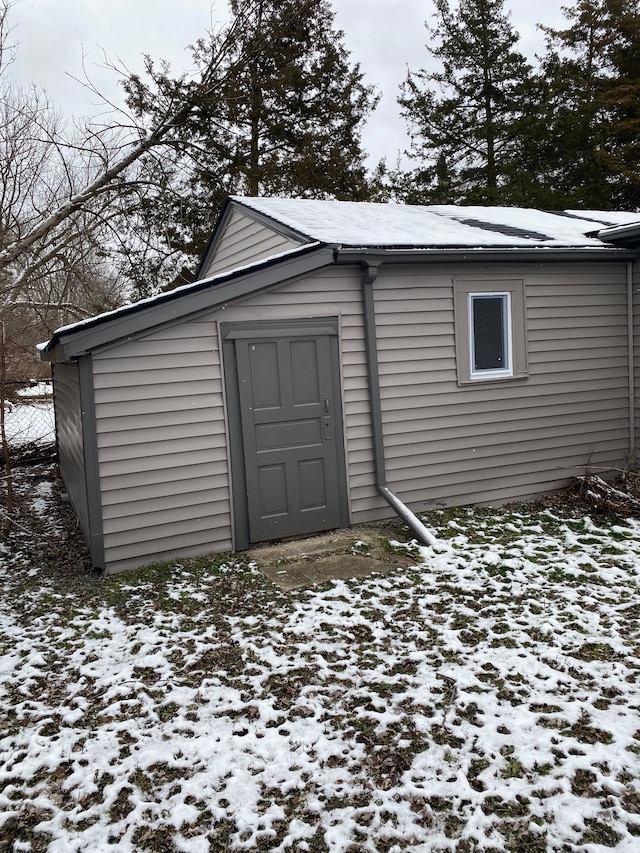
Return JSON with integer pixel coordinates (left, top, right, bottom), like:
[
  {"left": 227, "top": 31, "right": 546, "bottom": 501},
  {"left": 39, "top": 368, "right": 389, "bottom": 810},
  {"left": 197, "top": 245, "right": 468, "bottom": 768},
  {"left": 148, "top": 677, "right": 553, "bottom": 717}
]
[{"left": 195, "top": 197, "right": 313, "bottom": 280}]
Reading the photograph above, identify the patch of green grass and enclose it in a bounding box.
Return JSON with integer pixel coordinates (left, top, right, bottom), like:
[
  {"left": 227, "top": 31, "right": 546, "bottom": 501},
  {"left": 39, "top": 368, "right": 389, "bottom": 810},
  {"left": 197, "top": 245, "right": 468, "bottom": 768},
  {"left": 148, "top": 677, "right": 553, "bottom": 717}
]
[
  {"left": 572, "top": 642, "right": 621, "bottom": 662},
  {"left": 443, "top": 813, "right": 466, "bottom": 838},
  {"left": 579, "top": 818, "right": 623, "bottom": 847},
  {"left": 489, "top": 636, "right": 518, "bottom": 649},
  {"left": 468, "top": 758, "right": 491, "bottom": 792},
  {"left": 132, "top": 824, "right": 180, "bottom": 852},
  {"left": 481, "top": 795, "right": 530, "bottom": 818},
  {"left": 621, "top": 789, "right": 640, "bottom": 813},
  {"left": 570, "top": 768, "right": 599, "bottom": 797},
  {"left": 529, "top": 703, "right": 563, "bottom": 714},
  {"left": 158, "top": 702, "right": 179, "bottom": 722},
  {"left": 499, "top": 821, "right": 548, "bottom": 853},
  {"left": 382, "top": 537, "right": 422, "bottom": 556},
  {"left": 546, "top": 567, "right": 571, "bottom": 583},
  {"left": 485, "top": 563, "right": 515, "bottom": 577},
  {"left": 562, "top": 711, "right": 614, "bottom": 745},
  {"left": 108, "top": 785, "right": 135, "bottom": 821},
  {"left": 500, "top": 756, "right": 526, "bottom": 779}
]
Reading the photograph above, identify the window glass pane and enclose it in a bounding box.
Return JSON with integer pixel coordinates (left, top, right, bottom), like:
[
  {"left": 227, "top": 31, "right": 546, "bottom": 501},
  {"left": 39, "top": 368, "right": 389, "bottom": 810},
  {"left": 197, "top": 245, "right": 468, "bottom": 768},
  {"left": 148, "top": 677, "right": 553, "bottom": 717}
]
[{"left": 472, "top": 296, "right": 505, "bottom": 371}]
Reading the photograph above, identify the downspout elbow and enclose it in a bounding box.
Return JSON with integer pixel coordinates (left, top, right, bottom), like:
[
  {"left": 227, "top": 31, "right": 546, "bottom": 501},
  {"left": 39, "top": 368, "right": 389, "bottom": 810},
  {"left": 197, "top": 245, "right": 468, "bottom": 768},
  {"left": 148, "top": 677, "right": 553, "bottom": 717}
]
[{"left": 378, "top": 484, "right": 443, "bottom": 550}]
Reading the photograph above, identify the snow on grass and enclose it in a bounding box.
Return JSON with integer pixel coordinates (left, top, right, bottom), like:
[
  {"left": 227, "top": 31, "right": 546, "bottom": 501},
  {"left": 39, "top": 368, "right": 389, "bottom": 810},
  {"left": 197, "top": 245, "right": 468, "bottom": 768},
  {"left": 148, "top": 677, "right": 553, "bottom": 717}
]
[{"left": 1, "top": 482, "right": 640, "bottom": 852}]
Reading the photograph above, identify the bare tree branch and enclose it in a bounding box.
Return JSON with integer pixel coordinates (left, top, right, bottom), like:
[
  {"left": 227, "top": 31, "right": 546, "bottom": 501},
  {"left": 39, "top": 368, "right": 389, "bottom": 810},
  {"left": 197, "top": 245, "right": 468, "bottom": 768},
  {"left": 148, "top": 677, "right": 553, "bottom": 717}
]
[{"left": 0, "top": 1, "right": 259, "bottom": 275}]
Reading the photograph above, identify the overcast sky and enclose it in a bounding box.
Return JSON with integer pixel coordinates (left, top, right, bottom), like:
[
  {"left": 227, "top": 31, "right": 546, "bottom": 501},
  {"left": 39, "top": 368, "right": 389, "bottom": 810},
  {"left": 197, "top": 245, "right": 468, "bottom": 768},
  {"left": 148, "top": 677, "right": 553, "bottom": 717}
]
[{"left": 9, "top": 0, "right": 569, "bottom": 166}]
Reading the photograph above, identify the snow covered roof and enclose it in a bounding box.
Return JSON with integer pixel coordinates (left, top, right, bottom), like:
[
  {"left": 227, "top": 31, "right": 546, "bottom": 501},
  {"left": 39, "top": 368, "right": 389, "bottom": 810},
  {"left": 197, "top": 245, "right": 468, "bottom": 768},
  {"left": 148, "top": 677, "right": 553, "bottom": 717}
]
[
  {"left": 233, "top": 196, "right": 640, "bottom": 249},
  {"left": 43, "top": 198, "right": 640, "bottom": 360}
]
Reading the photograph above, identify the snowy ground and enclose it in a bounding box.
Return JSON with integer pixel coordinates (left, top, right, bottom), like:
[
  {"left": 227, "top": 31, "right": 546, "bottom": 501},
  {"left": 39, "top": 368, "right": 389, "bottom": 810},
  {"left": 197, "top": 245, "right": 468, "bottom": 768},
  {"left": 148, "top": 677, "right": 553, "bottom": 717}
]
[
  {"left": 1, "top": 466, "right": 639, "bottom": 852},
  {"left": 3, "top": 391, "right": 54, "bottom": 446}
]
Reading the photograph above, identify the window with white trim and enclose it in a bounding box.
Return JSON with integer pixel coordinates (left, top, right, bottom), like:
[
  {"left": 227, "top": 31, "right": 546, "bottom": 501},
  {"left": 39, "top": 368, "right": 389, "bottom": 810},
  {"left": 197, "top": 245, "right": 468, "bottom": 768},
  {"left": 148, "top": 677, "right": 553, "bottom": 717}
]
[
  {"left": 454, "top": 278, "right": 528, "bottom": 385},
  {"left": 469, "top": 292, "right": 512, "bottom": 378}
]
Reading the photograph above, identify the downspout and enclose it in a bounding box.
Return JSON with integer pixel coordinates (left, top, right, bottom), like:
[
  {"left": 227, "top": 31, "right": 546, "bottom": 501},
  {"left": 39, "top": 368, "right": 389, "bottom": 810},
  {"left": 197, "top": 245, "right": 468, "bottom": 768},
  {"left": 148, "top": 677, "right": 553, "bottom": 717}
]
[
  {"left": 360, "top": 261, "right": 440, "bottom": 548},
  {"left": 628, "top": 261, "right": 636, "bottom": 463}
]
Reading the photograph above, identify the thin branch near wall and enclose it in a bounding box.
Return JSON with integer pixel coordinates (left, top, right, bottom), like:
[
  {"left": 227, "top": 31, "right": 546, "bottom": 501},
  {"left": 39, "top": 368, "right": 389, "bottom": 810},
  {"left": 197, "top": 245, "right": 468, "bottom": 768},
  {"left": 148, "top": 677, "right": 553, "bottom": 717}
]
[
  {"left": 575, "top": 474, "right": 640, "bottom": 516},
  {"left": 0, "top": 317, "right": 13, "bottom": 536}
]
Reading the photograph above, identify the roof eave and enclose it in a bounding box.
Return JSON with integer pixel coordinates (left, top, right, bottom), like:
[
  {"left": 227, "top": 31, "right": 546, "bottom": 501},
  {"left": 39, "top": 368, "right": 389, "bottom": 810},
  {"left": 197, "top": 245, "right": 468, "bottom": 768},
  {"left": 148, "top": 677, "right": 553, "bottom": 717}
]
[
  {"left": 45, "top": 244, "right": 336, "bottom": 362},
  {"left": 193, "top": 196, "right": 235, "bottom": 280},
  {"left": 333, "top": 245, "right": 639, "bottom": 264},
  {"left": 44, "top": 239, "right": 638, "bottom": 364},
  {"left": 228, "top": 197, "right": 313, "bottom": 244},
  {"left": 597, "top": 221, "right": 640, "bottom": 247}
]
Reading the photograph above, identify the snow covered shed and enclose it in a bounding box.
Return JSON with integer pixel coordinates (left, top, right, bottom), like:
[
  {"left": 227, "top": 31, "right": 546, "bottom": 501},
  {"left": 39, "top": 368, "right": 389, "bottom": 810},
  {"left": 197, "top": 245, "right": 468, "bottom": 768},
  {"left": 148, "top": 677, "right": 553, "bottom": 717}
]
[{"left": 42, "top": 197, "right": 640, "bottom": 574}]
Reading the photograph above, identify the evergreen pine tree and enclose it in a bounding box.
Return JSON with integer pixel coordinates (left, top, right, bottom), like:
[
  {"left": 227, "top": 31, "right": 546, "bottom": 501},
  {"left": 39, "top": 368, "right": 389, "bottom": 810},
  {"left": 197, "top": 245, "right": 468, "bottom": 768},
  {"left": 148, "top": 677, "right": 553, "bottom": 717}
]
[
  {"left": 606, "top": 1, "right": 640, "bottom": 207},
  {"left": 122, "top": 0, "right": 377, "bottom": 295},
  {"left": 397, "top": 0, "right": 538, "bottom": 205},
  {"left": 540, "top": 0, "right": 640, "bottom": 209},
  {"left": 217, "top": 0, "right": 377, "bottom": 199}
]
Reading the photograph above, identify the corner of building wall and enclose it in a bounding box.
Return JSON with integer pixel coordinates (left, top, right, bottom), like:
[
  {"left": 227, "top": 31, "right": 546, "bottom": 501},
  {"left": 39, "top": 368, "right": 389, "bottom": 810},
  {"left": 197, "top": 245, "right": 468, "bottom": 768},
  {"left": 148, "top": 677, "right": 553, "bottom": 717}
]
[
  {"left": 215, "top": 320, "right": 240, "bottom": 552},
  {"left": 78, "top": 354, "right": 106, "bottom": 572}
]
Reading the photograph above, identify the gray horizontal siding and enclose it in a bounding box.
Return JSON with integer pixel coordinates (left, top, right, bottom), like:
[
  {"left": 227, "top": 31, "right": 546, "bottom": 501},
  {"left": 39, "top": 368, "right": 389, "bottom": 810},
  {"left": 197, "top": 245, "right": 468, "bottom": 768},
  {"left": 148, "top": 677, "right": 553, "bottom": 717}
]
[
  {"left": 96, "top": 420, "right": 227, "bottom": 453},
  {"left": 91, "top": 266, "right": 373, "bottom": 572},
  {"left": 52, "top": 362, "right": 90, "bottom": 542},
  {"left": 373, "top": 261, "right": 631, "bottom": 511},
  {"left": 92, "top": 318, "right": 232, "bottom": 573},
  {"left": 104, "top": 531, "right": 231, "bottom": 574},
  {"left": 99, "top": 472, "right": 229, "bottom": 509},
  {"left": 89, "top": 255, "right": 636, "bottom": 571},
  {"left": 634, "top": 259, "right": 640, "bottom": 458},
  {"left": 210, "top": 266, "right": 376, "bottom": 518},
  {"left": 200, "top": 208, "right": 301, "bottom": 278}
]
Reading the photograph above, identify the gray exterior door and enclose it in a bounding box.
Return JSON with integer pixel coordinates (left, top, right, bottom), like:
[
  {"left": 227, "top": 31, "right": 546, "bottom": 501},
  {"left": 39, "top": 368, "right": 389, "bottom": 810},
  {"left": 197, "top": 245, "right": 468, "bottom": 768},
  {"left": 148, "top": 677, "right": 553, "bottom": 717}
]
[{"left": 223, "top": 319, "right": 348, "bottom": 547}]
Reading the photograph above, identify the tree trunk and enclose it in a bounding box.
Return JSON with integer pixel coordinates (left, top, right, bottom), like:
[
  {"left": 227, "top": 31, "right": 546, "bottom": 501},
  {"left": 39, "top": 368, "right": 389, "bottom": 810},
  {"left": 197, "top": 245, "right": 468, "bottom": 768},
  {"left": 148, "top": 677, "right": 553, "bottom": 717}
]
[{"left": 247, "top": 0, "right": 265, "bottom": 196}]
